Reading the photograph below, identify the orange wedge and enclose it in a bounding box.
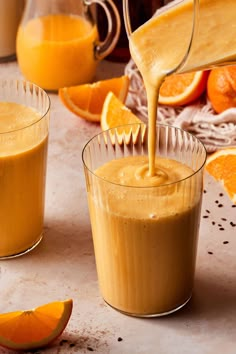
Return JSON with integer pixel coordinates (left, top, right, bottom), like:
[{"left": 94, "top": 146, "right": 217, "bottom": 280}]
[
  {"left": 59, "top": 75, "right": 129, "bottom": 122},
  {"left": 205, "top": 147, "right": 236, "bottom": 204},
  {"left": 101, "top": 91, "right": 145, "bottom": 144},
  {"left": 159, "top": 70, "right": 209, "bottom": 106},
  {"left": 0, "top": 299, "right": 73, "bottom": 351}
]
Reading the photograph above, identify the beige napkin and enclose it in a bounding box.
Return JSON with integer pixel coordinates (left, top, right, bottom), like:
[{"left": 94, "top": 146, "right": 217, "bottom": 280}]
[{"left": 125, "top": 60, "right": 236, "bottom": 153}]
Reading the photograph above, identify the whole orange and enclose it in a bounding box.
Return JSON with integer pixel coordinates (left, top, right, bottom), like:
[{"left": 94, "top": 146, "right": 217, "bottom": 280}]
[{"left": 207, "top": 66, "right": 236, "bottom": 113}]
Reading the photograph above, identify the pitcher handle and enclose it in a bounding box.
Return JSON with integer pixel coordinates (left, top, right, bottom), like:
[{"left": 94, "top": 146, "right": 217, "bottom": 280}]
[
  {"left": 85, "top": 0, "right": 121, "bottom": 60},
  {"left": 123, "top": 0, "right": 132, "bottom": 37}
]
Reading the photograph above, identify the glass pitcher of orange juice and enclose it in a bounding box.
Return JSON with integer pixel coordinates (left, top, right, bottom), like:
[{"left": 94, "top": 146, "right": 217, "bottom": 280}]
[
  {"left": 123, "top": 0, "right": 236, "bottom": 81},
  {"left": 16, "top": 0, "right": 121, "bottom": 91}
]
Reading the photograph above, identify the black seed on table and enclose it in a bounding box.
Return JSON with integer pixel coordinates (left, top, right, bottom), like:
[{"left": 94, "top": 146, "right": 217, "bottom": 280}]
[
  {"left": 219, "top": 193, "right": 224, "bottom": 197},
  {"left": 218, "top": 204, "right": 223, "bottom": 207},
  {"left": 206, "top": 209, "right": 210, "bottom": 213},
  {"left": 117, "top": 337, "right": 123, "bottom": 342},
  {"left": 208, "top": 251, "right": 213, "bottom": 255},
  {"left": 232, "top": 205, "right": 236, "bottom": 208},
  {"left": 203, "top": 215, "right": 209, "bottom": 218},
  {"left": 204, "top": 189, "right": 207, "bottom": 193},
  {"left": 230, "top": 222, "right": 236, "bottom": 227},
  {"left": 221, "top": 218, "right": 227, "bottom": 221},
  {"left": 212, "top": 221, "right": 216, "bottom": 225},
  {"left": 60, "top": 340, "right": 68, "bottom": 346},
  {"left": 218, "top": 224, "right": 222, "bottom": 227},
  {"left": 215, "top": 200, "right": 219, "bottom": 204},
  {"left": 87, "top": 347, "right": 94, "bottom": 351},
  {"left": 223, "top": 241, "right": 229, "bottom": 244},
  {"left": 219, "top": 227, "right": 225, "bottom": 231}
]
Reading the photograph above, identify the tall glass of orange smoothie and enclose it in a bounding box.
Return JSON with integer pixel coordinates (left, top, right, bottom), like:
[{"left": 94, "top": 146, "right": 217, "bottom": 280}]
[
  {"left": 83, "top": 123, "right": 206, "bottom": 317},
  {"left": 0, "top": 79, "right": 50, "bottom": 259}
]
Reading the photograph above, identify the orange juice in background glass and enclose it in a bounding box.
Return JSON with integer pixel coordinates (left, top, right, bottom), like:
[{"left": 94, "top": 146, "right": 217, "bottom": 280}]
[
  {"left": 16, "top": 0, "right": 120, "bottom": 91},
  {"left": 0, "top": 80, "right": 50, "bottom": 259},
  {"left": 0, "top": 0, "right": 25, "bottom": 62}
]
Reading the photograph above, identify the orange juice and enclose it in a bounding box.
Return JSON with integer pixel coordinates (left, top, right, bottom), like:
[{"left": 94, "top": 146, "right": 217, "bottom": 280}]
[
  {"left": 0, "top": 0, "right": 24, "bottom": 60},
  {"left": 17, "top": 14, "right": 99, "bottom": 91},
  {"left": 0, "top": 102, "right": 48, "bottom": 258}
]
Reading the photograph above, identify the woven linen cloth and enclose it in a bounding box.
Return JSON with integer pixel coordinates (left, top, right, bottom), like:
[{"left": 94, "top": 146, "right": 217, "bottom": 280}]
[{"left": 125, "top": 60, "right": 236, "bottom": 153}]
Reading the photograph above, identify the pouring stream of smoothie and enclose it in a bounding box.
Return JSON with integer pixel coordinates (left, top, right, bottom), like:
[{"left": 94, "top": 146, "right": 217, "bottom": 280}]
[{"left": 129, "top": 0, "right": 236, "bottom": 175}]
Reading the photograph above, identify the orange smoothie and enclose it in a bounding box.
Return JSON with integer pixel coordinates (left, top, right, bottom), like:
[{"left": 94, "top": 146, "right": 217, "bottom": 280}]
[
  {"left": 87, "top": 155, "right": 202, "bottom": 315},
  {"left": 0, "top": 102, "right": 48, "bottom": 257},
  {"left": 130, "top": 0, "right": 236, "bottom": 84},
  {"left": 84, "top": 0, "right": 209, "bottom": 316},
  {"left": 129, "top": 0, "right": 236, "bottom": 174},
  {"left": 16, "top": 14, "right": 99, "bottom": 90}
]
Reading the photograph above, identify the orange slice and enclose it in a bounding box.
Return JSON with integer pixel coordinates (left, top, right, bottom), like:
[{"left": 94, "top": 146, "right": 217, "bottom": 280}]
[
  {"left": 159, "top": 70, "right": 209, "bottom": 106},
  {"left": 59, "top": 75, "right": 129, "bottom": 122},
  {"left": 205, "top": 147, "right": 236, "bottom": 204},
  {"left": 0, "top": 299, "right": 73, "bottom": 351},
  {"left": 101, "top": 91, "right": 145, "bottom": 144}
]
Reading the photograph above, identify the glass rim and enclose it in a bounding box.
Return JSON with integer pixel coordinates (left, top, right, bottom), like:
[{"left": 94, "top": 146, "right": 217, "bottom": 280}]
[
  {"left": 82, "top": 122, "right": 207, "bottom": 189},
  {"left": 0, "top": 79, "right": 51, "bottom": 135}
]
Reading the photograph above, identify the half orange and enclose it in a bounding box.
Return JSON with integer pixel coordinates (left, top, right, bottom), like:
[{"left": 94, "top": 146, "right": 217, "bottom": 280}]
[
  {"left": 0, "top": 299, "right": 73, "bottom": 351},
  {"left": 205, "top": 147, "right": 236, "bottom": 204},
  {"left": 159, "top": 70, "right": 209, "bottom": 106},
  {"left": 59, "top": 75, "right": 130, "bottom": 122}
]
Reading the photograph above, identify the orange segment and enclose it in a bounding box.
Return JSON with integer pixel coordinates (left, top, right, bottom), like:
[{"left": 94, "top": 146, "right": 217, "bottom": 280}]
[
  {"left": 205, "top": 147, "right": 236, "bottom": 204},
  {"left": 59, "top": 75, "right": 130, "bottom": 122},
  {"left": 159, "top": 70, "right": 208, "bottom": 106},
  {"left": 101, "top": 91, "right": 145, "bottom": 144},
  {"left": 0, "top": 299, "right": 73, "bottom": 351},
  {"left": 207, "top": 66, "right": 236, "bottom": 113}
]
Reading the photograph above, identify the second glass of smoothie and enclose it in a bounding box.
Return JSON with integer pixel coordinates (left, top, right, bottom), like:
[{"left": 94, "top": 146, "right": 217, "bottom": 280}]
[
  {"left": 0, "top": 79, "right": 50, "bottom": 259},
  {"left": 82, "top": 123, "right": 206, "bottom": 317}
]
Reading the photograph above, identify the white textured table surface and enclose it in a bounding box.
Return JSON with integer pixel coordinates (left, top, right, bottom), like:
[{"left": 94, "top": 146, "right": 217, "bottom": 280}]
[{"left": 0, "top": 60, "right": 236, "bottom": 354}]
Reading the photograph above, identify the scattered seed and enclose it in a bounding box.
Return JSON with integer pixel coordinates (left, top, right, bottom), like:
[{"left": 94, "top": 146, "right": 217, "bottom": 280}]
[
  {"left": 117, "top": 337, "right": 123, "bottom": 342},
  {"left": 208, "top": 251, "right": 213, "bottom": 255},
  {"left": 218, "top": 204, "right": 223, "bottom": 208},
  {"left": 204, "top": 189, "right": 207, "bottom": 193},
  {"left": 203, "top": 215, "right": 209, "bottom": 218},
  {"left": 206, "top": 209, "right": 210, "bottom": 214},
  {"left": 219, "top": 227, "right": 225, "bottom": 231},
  {"left": 230, "top": 221, "right": 236, "bottom": 227},
  {"left": 215, "top": 200, "right": 219, "bottom": 204},
  {"left": 223, "top": 241, "right": 229, "bottom": 244},
  {"left": 221, "top": 218, "right": 227, "bottom": 221},
  {"left": 87, "top": 347, "right": 94, "bottom": 351},
  {"left": 60, "top": 340, "right": 68, "bottom": 346},
  {"left": 219, "top": 193, "right": 224, "bottom": 197},
  {"left": 232, "top": 205, "right": 236, "bottom": 208},
  {"left": 212, "top": 221, "right": 216, "bottom": 225}
]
